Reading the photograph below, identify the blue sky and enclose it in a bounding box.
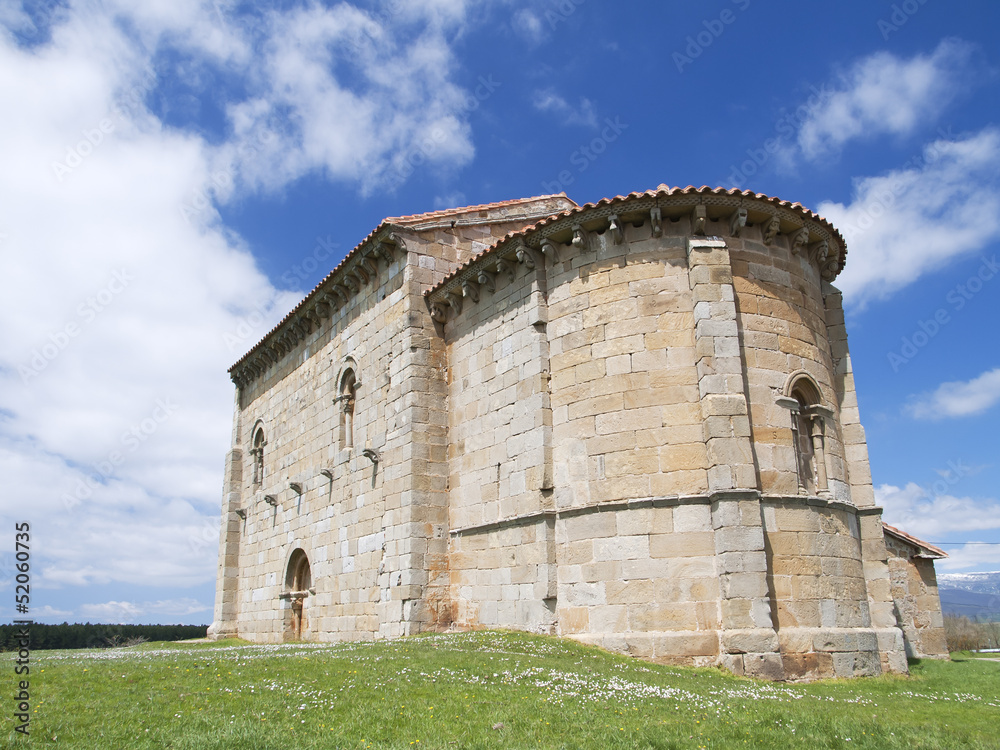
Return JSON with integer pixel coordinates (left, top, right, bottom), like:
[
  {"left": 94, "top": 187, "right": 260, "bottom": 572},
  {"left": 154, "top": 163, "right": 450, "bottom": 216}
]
[{"left": 1, "top": 0, "right": 998, "bottom": 625}]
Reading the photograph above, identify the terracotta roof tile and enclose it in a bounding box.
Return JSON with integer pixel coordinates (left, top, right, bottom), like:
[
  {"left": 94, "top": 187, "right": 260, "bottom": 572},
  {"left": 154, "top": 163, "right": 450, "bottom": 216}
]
[
  {"left": 883, "top": 522, "right": 948, "bottom": 558},
  {"left": 424, "top": 185, "right": 848, "bottom": 297},
  {"left": 228, "top": 193, "right": 575, "bottom": 373}
]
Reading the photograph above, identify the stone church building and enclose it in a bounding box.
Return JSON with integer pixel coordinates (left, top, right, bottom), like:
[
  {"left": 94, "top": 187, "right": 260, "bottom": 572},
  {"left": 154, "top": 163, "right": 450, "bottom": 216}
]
[{"left": 210, "top": 185, "right": 948, "bottom": 680}]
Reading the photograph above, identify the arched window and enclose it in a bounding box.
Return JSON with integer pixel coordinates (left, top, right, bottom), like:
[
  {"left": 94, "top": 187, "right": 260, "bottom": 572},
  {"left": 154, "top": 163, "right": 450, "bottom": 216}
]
[
  {"left": 339, "top": 368, "right": 357, "bottom": 449},
  {"left": 251, "top": 425, "right": 266, "bottom": 488},
  {"left": 782, "top": 373, "right": 830, "bottom": 496}
]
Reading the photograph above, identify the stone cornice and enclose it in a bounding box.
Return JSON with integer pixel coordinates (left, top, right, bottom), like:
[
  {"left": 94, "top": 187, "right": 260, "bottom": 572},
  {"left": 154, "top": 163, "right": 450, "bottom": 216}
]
[
  {"left": 424, "top": 187, "right": 847, "bottom": 325},
  {"left": 229, "top": 227, "right": 407, "bottom": 388}
]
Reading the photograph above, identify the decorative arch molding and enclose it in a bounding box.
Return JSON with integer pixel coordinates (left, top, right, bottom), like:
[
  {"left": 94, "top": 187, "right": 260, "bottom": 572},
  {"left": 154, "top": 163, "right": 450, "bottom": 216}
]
[
  {"left": 334, "top": 356, "right": 361, "bottom": 450},
  {"left": 249, "top": 418, "right": 267, "bottom": 489},
  {"left": 782, "top": 370, "right": 823, "bottom": 405},
  {"left": 776, "top": 371, "right": 834, "bottom": 497}
]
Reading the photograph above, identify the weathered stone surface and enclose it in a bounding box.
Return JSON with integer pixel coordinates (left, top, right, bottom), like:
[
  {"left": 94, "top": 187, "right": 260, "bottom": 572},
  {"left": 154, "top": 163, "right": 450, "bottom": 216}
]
[{"left": 210, "top": 188, "right": 939, "bottom": 682}]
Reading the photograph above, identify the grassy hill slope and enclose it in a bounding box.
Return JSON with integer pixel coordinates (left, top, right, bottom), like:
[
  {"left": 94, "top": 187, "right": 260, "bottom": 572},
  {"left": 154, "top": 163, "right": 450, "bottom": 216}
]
[{"left": 6, "top": 630, "right": 998, "bottom": 749}]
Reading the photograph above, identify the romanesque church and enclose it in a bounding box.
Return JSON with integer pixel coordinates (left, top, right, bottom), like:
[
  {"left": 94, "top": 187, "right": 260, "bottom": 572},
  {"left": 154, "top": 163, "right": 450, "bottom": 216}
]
[{"left": 210, "top": 185, "right": 948, "bottom": 680}]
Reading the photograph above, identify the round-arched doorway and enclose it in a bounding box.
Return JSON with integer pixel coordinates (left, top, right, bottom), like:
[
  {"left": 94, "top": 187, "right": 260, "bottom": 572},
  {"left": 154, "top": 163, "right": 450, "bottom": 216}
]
[{"left": 283, "top": 549, "right": 312, "bottom": 641}]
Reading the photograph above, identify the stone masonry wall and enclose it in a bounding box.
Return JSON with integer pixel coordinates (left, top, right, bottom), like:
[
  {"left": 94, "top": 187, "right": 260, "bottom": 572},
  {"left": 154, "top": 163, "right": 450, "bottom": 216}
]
[{"left": 885, "top": 535, "right": 950, "bottom": 659}]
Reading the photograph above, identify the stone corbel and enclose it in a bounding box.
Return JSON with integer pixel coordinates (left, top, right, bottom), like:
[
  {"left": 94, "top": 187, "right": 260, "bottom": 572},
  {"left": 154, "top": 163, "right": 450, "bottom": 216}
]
[
  {"left": 809, "top": 239, "right": 828, "bottom": 264},
  {"left": 821, "top": 257, "right": 841, "bottom": 281},
  {"left": 315, "top": 299, "right": 331, "bottom": 319},
  {"left": 289, "top": 482, "right": 303, "bottom": 496},
  {"left": 462, "top": 279, "right": 480, "bottom": 304},
  {"left": 540, "top": 238, "right": 559, "bottom": 264},
  {"left": 571, "top": 223, "right": 588, "bottom": 251},
  {"left": 515, "top": 244, "right": 536, "bottom": 270},
  {"left": 761, "top": 213, "right": 780, "bottom": 245},
  {"left": 264, "top": 494, "right": 278, "bottom": 507},
  {"left": 341, "top": 274, "right": 359, "bottom": 293},
  {"left": 496, "top": 258, "right": 515, "bottom": 284},
  {"left": 429, "top": 301, "right": 448, "bottom": 323},
  {"left": 334, "top": 283, "right": 352, "bottom": 303},
  {"left": 360, "top": 253, "right": 379, "bottom": 278},
  {"left": 477, "top": 268, "right": 496, "bottom": 293},
  {"left": 349, "top": 266, "right": 369, "bottom": 286},
  {"left": 608, "top": 213, "right": 623, "bottom": 244},
  {"left": 650, "top": 206, "right": 662, "bottom": 237},
  {"left": 388, "top": 232, "right": 407, "bottom": 253},
  {"left": 729, "top": 208, "right": 747, "bottom": 237},
  {"left": 235, "top": 508, "right": 247, "bottom": 520},
  {"left": 691, "top": 204, "right": 707, "bottom": 235},
  {"left": 788, "top": 227, "right": 809, "bottom": 255},
  {"left": 445, "top": 290, "right": 463, "bottom": 315},
  {"left": 375, "top": 241, "right": 394, "bottom": 264}
]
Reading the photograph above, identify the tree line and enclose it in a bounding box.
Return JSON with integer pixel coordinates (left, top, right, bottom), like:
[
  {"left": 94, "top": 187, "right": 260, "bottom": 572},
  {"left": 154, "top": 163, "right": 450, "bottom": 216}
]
[{"left": 0, "top": 622, "right": 207, "bottom": 650}]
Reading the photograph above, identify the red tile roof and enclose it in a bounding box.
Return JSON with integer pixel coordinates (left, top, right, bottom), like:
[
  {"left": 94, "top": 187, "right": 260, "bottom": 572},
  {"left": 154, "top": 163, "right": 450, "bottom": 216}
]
[
  {"left": 883, "top": 522, "right": 948, "bottom": 558},
  {"left": 228, "top": 193, "right": 575, "bottom": 373},
  {"left": 424, "top": 184, "right": 848, "bottom": 297}
]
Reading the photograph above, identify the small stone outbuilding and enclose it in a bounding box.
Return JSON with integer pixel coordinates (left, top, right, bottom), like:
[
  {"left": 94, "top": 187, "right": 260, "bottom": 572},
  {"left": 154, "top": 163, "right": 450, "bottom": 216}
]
[
  {"left": 883, "top": 522, "right": 949, "bottom": 659},
  {"left": 210, "top": 185, "right": 950, "bottom": 680}
]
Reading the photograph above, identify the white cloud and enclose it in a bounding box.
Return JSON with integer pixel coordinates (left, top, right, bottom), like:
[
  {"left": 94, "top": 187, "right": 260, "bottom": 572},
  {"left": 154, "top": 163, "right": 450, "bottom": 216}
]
[
  {"left": 0, "top": 2, "right": 487, "bottom": 610},
  {"left": 938, "top": 543, "right": 1000, "bottom": 572},
  {"left": 877, "top": 482, "right": 1000, "bottom": 540},
  {"left": 796, "top": 38, "right": 973, "bottom": 160},
  {"left": 512, "top": 8, "right": 545, "bottom": 43},
  {"left": 79, "top": 597, "right": 211, "bottom": 624},
  {"left": 531, "top": 88, "right": 598, "bottom": 128},
  {"left": 908, "top": 367, "right": 1000, "bottom": 419},
  {"left": 818, "top": 128, "right": 1000, "bottom": 305}
]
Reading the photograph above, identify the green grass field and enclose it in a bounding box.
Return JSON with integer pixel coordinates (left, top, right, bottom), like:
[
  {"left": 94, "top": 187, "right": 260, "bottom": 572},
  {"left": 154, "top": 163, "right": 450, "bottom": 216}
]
[{"left": 5, "top": 631, "right": 998, "bottom": 749}]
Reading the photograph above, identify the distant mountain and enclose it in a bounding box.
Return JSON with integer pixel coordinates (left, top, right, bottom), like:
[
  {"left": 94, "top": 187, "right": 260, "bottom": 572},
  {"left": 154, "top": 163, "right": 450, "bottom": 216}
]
[{"left": 937, "top": 571, "right": 1000, "bottom": 620}]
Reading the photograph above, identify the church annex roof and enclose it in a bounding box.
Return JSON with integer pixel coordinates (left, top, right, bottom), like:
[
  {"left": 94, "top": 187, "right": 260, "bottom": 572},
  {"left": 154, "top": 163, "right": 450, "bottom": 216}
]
[{"left": 883, "top": 522, "right": 948, "bottom": 559}]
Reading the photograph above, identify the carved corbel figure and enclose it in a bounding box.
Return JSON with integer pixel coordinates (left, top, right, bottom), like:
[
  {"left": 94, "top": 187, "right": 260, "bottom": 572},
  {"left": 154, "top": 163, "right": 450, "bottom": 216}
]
[
  {"left": 821, "top": 257, "right": 841, "bottom": 281},
  {"left": 788, "top": 227, "right": 809, "bottom": 255},
  {"left": 462, "top": 279, "right": 480, "bottom": 303},
  {"left": 375, "top": 241, "right": 394, "bottom": 264},
  {"left": 445, "top": 290, "right": 463, "bottom": 315},
  {"left": 388, "top": 232, "right": 407, "bottom": 252},
  {"left": 429, "top": 301, "right": 448, "bottom": 323},
  {"left": 729, "top": 208, "right": 747, "bottom": 237},
  {"left": 360, "top": 253, "right": 379, "bottom": 278},
  {"left": 515, "top": 244, "right": 536, "bottom": 270},
  {"left": 477, "top": 268, "right": 496, "bottom": 293},
  {"left": 809, "top": 240, "right": 829, "bottom": 264},
  {"left": 608, "top": 213, "right": 623, "bottom": 244},
  {"left": 496, "top": 258, "right": 515, "bottom": 284},
  {"left": 571, "top": 223, "right": 588, "bottom": 251},
  {"left": 350, "top": 266, "right": 369, "bottom": 286},
  {"left": 761, "top": 213, "right": 780, "bottom": 245},
  {"left": 691, "top": 204, "right": 707, "bottom": 235},
  {"left": 341, "top": 274, "right": 359, "bottom": 293},
  {"left": 650, "top": 206, "right": 663, "bottom": 237},
  {"left": 540, "top": 238, "right": 559, "bottom": 264}
]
